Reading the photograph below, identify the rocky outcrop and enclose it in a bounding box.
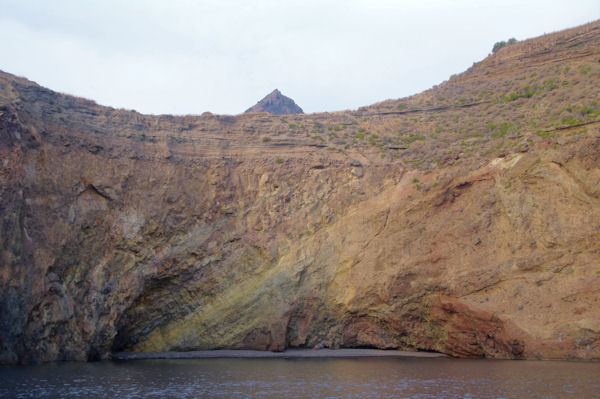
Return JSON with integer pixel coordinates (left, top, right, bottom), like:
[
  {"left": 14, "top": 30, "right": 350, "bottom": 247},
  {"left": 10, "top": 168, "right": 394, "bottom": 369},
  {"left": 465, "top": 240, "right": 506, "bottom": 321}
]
[
  {"left": 245, "top": 89, "right": 304, "bottom": 114},
  {"left": 1, "top": 20, "right": 600, "bottom": 364}
]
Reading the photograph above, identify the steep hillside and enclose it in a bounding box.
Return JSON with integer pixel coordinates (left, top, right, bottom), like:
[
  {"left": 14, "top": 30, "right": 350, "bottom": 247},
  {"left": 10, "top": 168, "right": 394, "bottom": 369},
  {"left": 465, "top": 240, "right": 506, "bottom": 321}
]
[{"left": 1, "top": 20, "right": 599, "bottom": 364}]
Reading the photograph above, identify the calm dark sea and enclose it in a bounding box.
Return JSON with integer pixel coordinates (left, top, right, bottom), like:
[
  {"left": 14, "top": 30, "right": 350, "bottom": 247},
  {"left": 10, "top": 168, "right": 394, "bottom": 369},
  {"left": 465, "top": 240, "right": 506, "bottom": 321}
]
[{"left": 1, "top": 357, "right": 599, "bottom": 398}]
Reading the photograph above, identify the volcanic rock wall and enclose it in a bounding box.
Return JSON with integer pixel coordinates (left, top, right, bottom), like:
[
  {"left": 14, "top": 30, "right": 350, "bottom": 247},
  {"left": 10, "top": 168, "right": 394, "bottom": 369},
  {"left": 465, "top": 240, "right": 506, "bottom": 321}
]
[{"left": 1, "top": 21, "right": 599, "bottom": 364}]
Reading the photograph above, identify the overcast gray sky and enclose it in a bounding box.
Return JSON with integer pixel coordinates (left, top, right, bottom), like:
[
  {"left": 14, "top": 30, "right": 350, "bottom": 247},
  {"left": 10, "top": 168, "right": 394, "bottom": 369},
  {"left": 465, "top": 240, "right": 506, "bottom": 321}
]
[{"left": 1, "top": 0, "right": 598, "bottom": 115}]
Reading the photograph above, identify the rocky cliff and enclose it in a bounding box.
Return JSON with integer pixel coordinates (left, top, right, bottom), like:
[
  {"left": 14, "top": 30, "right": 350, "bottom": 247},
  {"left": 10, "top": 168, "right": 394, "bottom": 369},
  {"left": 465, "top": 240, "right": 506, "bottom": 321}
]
[{"left": 1, "top": 21, "right": 599, "bottom": 364}]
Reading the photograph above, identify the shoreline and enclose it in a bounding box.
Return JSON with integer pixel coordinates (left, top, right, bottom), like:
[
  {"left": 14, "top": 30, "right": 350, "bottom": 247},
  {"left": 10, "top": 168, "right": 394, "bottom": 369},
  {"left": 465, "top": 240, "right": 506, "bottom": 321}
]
[{"left": 112, "top": 348, "right": 448, "bottom": 360}]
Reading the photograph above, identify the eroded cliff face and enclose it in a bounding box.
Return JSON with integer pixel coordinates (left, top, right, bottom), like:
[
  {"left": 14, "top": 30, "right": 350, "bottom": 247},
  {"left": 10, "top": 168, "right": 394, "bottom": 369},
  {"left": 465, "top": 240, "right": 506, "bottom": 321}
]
[{"left": 1, "top": 21, "right": 600, "bottom": 364}]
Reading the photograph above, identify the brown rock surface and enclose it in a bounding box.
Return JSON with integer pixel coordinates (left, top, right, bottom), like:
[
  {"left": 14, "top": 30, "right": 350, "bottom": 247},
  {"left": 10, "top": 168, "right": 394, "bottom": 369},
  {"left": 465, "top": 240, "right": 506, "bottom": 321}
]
[{"left": 1, "top": 21, "right": 600, "bottom": 364}]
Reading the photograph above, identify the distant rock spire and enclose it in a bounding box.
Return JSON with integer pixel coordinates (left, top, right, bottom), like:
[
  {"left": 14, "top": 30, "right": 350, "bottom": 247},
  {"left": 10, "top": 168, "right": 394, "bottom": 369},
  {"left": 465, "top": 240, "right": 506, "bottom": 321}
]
[{"left": 245, "top": 89, "right": 304, "bottom": 114}]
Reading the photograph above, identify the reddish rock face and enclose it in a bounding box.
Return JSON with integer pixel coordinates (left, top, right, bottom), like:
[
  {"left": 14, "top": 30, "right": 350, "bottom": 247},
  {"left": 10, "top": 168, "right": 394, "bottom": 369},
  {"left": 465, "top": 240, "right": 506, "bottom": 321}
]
[
  {"left": 1, "top": 21, "right": 600, "bottom": 364},
  {"left": 429, "top": 297, "right": 526, "bottom": 358}
]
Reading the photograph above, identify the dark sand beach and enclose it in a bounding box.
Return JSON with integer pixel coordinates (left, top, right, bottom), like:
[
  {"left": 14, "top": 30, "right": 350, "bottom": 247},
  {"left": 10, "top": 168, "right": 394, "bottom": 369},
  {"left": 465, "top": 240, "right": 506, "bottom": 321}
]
[{"left": 112, "top": 349, "right": 448, "bottom": 360}]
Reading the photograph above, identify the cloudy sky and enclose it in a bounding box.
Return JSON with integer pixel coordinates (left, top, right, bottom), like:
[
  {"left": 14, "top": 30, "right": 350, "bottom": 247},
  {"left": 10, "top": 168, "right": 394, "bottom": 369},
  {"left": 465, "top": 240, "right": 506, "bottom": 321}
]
[{"left": 1, "top": 0, "right": 598, "bottom": 115}]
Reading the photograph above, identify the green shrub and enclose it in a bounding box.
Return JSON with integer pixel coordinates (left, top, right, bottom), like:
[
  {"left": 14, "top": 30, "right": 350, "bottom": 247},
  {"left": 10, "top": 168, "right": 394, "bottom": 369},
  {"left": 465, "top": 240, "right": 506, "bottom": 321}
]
[
  {"left": 543, "top": 79, "right": 557, "bottom": 90},
  {"left": 536, "top": 130, "right": 555, "bottom": 138},
  {"left": 562, "top": 116, "right": 581, "bottom": 125},
  {"left": 405, "top": 133, "right": 425, "bottom": 143},
  {"left": 492, "top": 41, "right": 507, "bottom": 53},
  {"left": 492, "top": 37, "right": 518, "bottom": 53},
  {"left": 567, "top": 128, "right": 587, "bottom": 136},
  {"left": 505, "top": 86, "right": 536, "bottom": 102}
]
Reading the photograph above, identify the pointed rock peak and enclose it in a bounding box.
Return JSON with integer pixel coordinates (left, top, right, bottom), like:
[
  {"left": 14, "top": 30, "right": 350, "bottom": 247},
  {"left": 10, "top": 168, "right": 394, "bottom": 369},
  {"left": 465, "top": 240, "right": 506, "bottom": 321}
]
[{"left": 245, "top": 89, "right": 304, "bottom": 115}]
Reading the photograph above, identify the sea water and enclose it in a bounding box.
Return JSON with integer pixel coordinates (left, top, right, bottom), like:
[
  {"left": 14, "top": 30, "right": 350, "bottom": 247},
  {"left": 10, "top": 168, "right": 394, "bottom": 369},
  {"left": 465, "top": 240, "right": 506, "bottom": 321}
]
[{"left": 1, "top": 357, "right": 598, "bottom": 398}]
